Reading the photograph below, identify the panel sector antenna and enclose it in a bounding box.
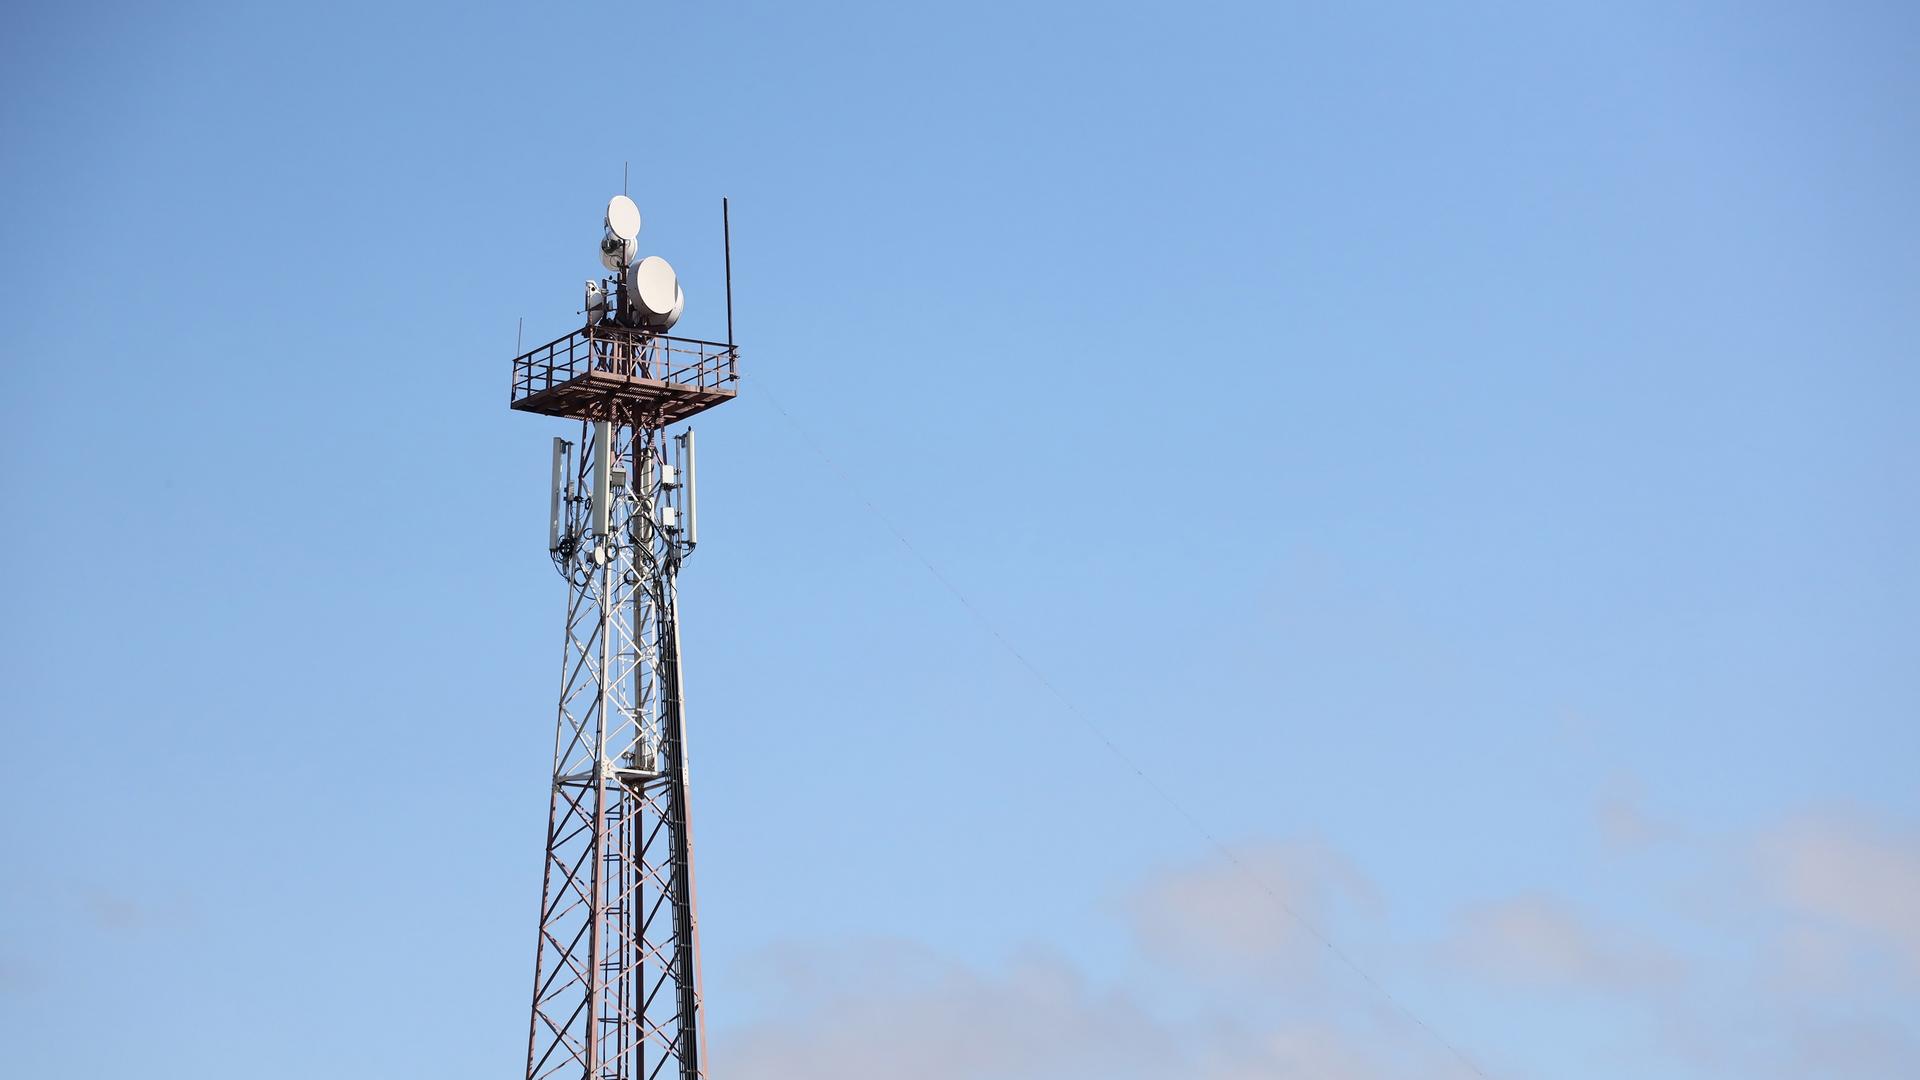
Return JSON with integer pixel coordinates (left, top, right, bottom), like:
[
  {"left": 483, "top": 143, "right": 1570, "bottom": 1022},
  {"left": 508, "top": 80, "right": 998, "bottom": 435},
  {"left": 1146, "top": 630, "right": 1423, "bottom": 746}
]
[{"left": 506, "top": 194, "right": 740, "bottom": 1080}]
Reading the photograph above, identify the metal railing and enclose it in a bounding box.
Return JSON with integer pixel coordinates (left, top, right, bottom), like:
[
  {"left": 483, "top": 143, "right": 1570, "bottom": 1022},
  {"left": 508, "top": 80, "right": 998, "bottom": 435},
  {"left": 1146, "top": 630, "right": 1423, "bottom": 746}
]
[{"left": 511, "top": 326, "right": 739, "bottom": 405}]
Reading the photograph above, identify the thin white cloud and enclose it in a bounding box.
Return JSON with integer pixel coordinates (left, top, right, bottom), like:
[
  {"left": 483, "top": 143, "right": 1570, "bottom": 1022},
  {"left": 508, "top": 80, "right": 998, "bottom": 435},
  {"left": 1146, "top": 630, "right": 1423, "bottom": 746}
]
[
  {"left": 1577, "top": 792, "right": 1920, "bottom": 1077},
  {"left": 1595, "top": 773, "right": 1669, "bottom": 853},
  {"left": 717, "top": 846, "right": 1438, "bottom": 1080},
  {"left": 1440, "top": 893, "right": 1686, "bottom": 991},
  {"left": 1760, "top": 811, "right": 1920, "bottom": 978},
  {"left": 713, "top": 807, "right": 1920, "bottom": 1080},
  {"left": 721, "top": 941, "right": 1183, "bottom": 1080},
  {"left": 1123, "top": 839, "right": 1378, "bottom": 977},
  {"left": 717, "top": 938, "right": 1419, "bottom": 1080}
]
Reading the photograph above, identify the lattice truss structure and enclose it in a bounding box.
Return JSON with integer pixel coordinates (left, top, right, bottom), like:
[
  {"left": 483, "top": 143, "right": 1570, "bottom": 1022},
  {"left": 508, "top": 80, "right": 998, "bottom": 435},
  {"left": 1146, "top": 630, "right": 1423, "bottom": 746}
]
[{"left": 527, "top": 407, "right": 705, "bottom": 1080}]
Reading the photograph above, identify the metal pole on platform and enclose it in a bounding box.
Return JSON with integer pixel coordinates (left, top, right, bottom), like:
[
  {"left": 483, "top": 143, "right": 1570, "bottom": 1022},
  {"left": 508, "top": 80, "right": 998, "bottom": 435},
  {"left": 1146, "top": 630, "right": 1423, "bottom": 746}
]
[{"left": 722, "top": 197, "right": 734, "bottom": 351}]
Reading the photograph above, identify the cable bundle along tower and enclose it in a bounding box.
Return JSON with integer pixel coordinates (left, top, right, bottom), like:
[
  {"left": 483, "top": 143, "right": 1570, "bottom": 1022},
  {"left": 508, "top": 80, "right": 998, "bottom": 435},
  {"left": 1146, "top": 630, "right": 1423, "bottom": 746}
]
[{"left": 508, "top": 194, "right": 739, "bottom": 1080}]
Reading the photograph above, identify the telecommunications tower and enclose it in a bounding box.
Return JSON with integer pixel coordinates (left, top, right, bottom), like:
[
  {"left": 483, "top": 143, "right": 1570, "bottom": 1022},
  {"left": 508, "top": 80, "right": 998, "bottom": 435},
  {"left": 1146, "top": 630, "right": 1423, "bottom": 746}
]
[{"left": 507, "top": 193, "right": 739, "bottom": 1080}]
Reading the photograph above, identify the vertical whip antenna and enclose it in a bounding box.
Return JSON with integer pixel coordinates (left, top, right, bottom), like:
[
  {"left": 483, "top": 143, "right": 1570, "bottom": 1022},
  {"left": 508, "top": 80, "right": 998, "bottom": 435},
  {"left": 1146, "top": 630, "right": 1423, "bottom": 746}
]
[{"left": 722, "top": 197, "right": 734, "bottom": 350}]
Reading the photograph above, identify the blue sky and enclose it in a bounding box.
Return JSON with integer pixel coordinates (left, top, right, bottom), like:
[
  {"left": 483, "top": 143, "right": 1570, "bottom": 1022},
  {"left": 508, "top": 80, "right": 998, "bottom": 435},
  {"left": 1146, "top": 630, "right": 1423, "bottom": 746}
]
[{"left": 2, "top": 3, "right": 1916, "bottom": 1077}]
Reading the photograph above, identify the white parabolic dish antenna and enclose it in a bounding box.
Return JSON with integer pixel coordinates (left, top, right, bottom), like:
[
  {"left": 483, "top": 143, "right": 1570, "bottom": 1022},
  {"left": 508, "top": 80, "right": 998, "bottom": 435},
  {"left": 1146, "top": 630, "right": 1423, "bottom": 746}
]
[
  {"left": 605, "top": 195, "right": 642, "bottom": 241},
  {"left": 631, "top": 256, "right": 680, "bottom": 317}
]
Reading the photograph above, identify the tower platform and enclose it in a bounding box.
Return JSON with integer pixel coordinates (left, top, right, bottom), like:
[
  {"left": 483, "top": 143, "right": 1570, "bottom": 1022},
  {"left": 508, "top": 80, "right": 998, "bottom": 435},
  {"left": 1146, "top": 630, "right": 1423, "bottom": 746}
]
[{"left": 510, "top": 325, "right": 738, "bottom": 424}]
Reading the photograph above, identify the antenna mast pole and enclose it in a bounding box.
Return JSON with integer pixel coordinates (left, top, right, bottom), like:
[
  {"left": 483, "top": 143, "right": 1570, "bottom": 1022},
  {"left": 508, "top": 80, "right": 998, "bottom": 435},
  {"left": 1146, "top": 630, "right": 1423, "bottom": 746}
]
[{"left": 722, "top": 197, "right": 734, "bottom": 350}]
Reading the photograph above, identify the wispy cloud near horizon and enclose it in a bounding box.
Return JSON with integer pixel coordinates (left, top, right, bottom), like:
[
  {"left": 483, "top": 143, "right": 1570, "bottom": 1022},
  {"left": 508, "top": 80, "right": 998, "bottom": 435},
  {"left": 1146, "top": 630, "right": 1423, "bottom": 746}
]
[{"left": 717, "top": 797, "right": 1920, "bottom": 1080}]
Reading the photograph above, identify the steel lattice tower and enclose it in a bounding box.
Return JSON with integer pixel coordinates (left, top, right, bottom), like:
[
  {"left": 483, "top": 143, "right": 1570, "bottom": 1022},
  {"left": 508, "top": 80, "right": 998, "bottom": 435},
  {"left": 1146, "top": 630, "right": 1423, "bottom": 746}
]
[{"left": 507, "top": 197, "right": 739, "bottom": 1080}]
